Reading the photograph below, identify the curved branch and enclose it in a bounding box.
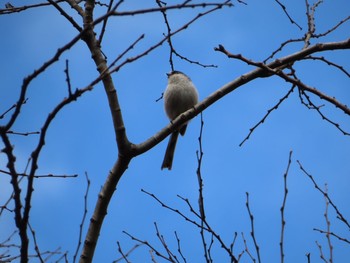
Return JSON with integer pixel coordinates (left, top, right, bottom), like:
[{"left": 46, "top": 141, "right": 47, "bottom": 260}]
[{"left": 135, "top": 39, "right": 350, "bottom": 155}]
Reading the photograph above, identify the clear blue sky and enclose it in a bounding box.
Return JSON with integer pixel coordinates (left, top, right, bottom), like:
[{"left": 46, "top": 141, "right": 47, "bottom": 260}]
[{"left": 1, "top": 0, "right": 350, "bottom": 262}]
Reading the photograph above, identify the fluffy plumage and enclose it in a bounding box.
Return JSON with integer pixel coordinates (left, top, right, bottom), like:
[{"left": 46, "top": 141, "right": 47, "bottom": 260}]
[{"left": 161, "top": 71, "right": 199, "bottom": 170}]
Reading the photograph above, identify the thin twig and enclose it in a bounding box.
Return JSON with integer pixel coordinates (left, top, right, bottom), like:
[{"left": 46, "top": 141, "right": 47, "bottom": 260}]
[
  {"left": 280, "top": 151, "right": 293, "bottom": 263},
  {"left": 0, "top": 0, "right": 65, "bottom": 15},
  {"left": 123, "top": 230, "right": 176, "bottom": 262},
  {"left": 323, "top": 184, "right": 333, "bottom": 263},
  {"left": 116, "top": 241, "right": 131, "bottom": 263},
  {"left": 98, "top": 0, "right": 116, "bottom": 45},
  {"left": 313, "top": 15, "right": 350, "bottom": 38},
  {"left": 154, "top": 222, "right": 178, "bottom": 262},
  {"left": 64, "top": 60, "right": 73, "bottom": 96},
  {"left": 315, "top": 240, "right": 328, "bottom": 263},
  {"left": 47, "top": 0, "right": 82, "bottom": 31},
  {"left": 113, "top": 243, "right": 142, "bottom": 263},
  {"left": 297, "top": 160, "right": 350, "bottom": 229},
  {"left": 303, "top": 55, "right": 350, "bottom": 78},
  {"left": 156, "top": 0, "right": 218, "bottom": 69},
  {"left": 111, "top": 2, "right": 231, "bottom": 75},
  {"left": 6, "top": 130, "right": 40, "bottom": 136},
  {"left": 241, "top": 232, "right": 255, "bottom": 262},
  {"left": 110, "top": 2, "right": 233, "bottom": 17},
  {"left": 28, "top": 223, "right": 44, "bottom": 263},
  {"left": 306, "top": 252, "right": 311, "bottom": 263},
  {"left": 313, "top": 228, "right": 350, "bottom": 244},
  {"left": 239, "top": 85, "right": 295, "bottom": 146},
  {"left": 296, "top": 77, "right": 350, "bottom": 136},
  {"left": 174, "top": 231, "right": 187, "bottom": 263},
  {"left": 196, "top": 112, "right": 210, "bottom": 262},
  {"left": 274, "top": 0, "right": 302, "bottom": 30},
  {"left": 0, "top": 170, "right": 78, "bottom": 178},
  {"left": 73, "top": 172, "right": 90, "bottom": 263},
  {"left": 245, "top": 192, "right": 261, "bottom": 263},
  {"left": 141, "top": 189, "right": 238, "bottom": 262}
]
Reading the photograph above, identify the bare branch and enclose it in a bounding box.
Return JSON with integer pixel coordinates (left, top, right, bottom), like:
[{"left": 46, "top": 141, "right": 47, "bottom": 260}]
[
  {"left": 239, "top": 85, "right": 295, "bottom": 147},
  {"left": 297, "top": 87, "right": 350, "bottom": 136},
  {"left": 73, "top": 172, "right": 91, "bottom": 263},
  {"left": 65, "top": 0, "right": 84, "bottom": 16},
  {"left": 98, "top": 0, "right": 116, "bottom": 45},
  {"left": 156, "top": 0, "right": 218, "bottom": 69},
  {"left": 123, "top": 229, "right": 176, "bottom": 262},
  {"left": 0, "top": 169, "right": 78, "bottom": 178},
  {"left": 0, "top": 0, "right": 65, "bottom": 15},
  {"left": 1, "top": 32, "right": 82, "bottom": 132},
  {"left": 264, "top": 37, "right": 305, "bottom": 63},
  {"left": 154, "top": 222, "right": 179, "bottom": 262},
  {"left": 23, "top": 87, "right": 93, "bottom": 237},
  {"left": 245, "top": 192, "right": 261, "bottom": 263},
  {"left": 274, "top": 0, "right": 302, "bottom": 30},
  {"left": 195, "top": 113, "right": 210, "bottom": 262},
  {"left": 110, "top": 2, "right": 230, "bottom": 74},
  {"left": 114, "top": 243, "right": 142, "bottom": 263},
  {"left": 28, "top": 223, "right": 44, "bottom": 263},
  {"left": 142, "top": 189, "right": 239, "bottom": 263},
  {"left": 323, "top": 184, "right": 334, "bottom": 263},
  {"left": 6, "top": 130, "right": 40, "bottom": 136},
  {"left": 297, "top": 160, "right": 350, "bottom": 229},
  {"left": 64, "top": 59, "right": 73, "bottom": 96},
  {"left": 111, "top": 2, "right": 233, "bottom": 17},
  {"left": 280, "top": 151, "right": 293, "bottom": 263},
  {"left": 313, "top": 228, "right": 350, "bottom": 245},
  {"left": 137, "top": 38, "right": 350, "bottom": 158},
  {"left": 47, "top": 0, "right": 82, "bottom": 31},
  {"left": 314, "top": 15, "right": 350, "bottom": 38},
  {"left": 303, "top": 55, "right": 350, "bottom": 78},
  {"left": 174, "top": 231, "right": 187, "bottom": 263},
  {"left": 216, "top": 43, "right": 350, "bottom": 140},
  {"left": 315, "top": 240, "right": 328, "bottom": 263},
  {"left": 241, "top": 232, "right": 255, "bottom": 262},
  {"left": 306, "top": 252, "right": 311, "bottom": 263},
  {"left": 156, "top": 0, "right": 175, "bottom": 71},
  {"left": 79, "top": 3, "right": 235, "bottom": 261},
  {"left": 115, "top": 241, "right": 131, "bottom": 263}
]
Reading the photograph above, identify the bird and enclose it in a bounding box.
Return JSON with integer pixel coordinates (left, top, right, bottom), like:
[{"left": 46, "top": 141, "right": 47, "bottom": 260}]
[{"left": 161, "top": 71, "right": 199, "bottom": 170}]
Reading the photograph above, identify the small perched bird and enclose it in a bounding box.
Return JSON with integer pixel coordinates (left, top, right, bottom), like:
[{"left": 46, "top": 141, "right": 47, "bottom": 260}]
[{"left": 161, "top": 71, "right": 199, "bottom": 170}]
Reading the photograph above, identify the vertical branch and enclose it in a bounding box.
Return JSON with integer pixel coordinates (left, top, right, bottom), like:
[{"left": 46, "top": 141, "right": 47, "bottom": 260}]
[
  {"left": 98, "top": 0, "right": 115, "bottom": 45},
  {"left": 196, "top": 113, "right": 210, "bottom": 262},
  {"left": 73, "top": 172, "right": 91, "bottom": 263},
  {"left": 323, "top": 184, "right": 333, "bottom": 263},
  {"left": 174, "top": 231, "right": 187, "bottom": 263},
  {"left": 245, "top": 192, "right": 261, "bottom": 263},
  {"left": 280, "top": 150, "right": 293, "bottom": 263},
  {"left": 0, "top": 133, "right": 28, "bottom": 262},
  {"left": 241, "top": 232, "right": 256, "bottom": 262},
  {"left": 197, "top": 112, "right": 205, "bottom": 221},
  {"left": 79, "top": 158, "right": 130, "bottom": 263},
  {"left": 79, "top": 2, "right": 133, "bottom": 263},
  {"left": 64, "top": 60, "right": 73, "bottom": 96},
  {"left": 316, "top": 240, "right": 328, "bottom": 263},
  {"left": 304, "top": 0, "right": 323, "bottom": 48},
  {"left": 28, "top": 223, "right": 44, "bottom": 263},
  {"left": 22, "top": 88, "right": 91, "bottom": 263}
]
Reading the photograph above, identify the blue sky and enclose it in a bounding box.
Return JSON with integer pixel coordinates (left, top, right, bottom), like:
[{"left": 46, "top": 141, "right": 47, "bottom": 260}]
[{"left": 1, "top": 0, "right": 350, "bottom": 262}]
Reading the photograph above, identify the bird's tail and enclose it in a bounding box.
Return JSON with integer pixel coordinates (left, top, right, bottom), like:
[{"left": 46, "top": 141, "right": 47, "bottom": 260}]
[{"left": 161, "top": 131, "right": 179, "bottom": 170}]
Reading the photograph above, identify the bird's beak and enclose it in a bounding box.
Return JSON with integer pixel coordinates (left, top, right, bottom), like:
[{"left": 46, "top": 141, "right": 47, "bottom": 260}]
[{"left": 166, "top": 72, "right": 171, "bottom": 77}]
